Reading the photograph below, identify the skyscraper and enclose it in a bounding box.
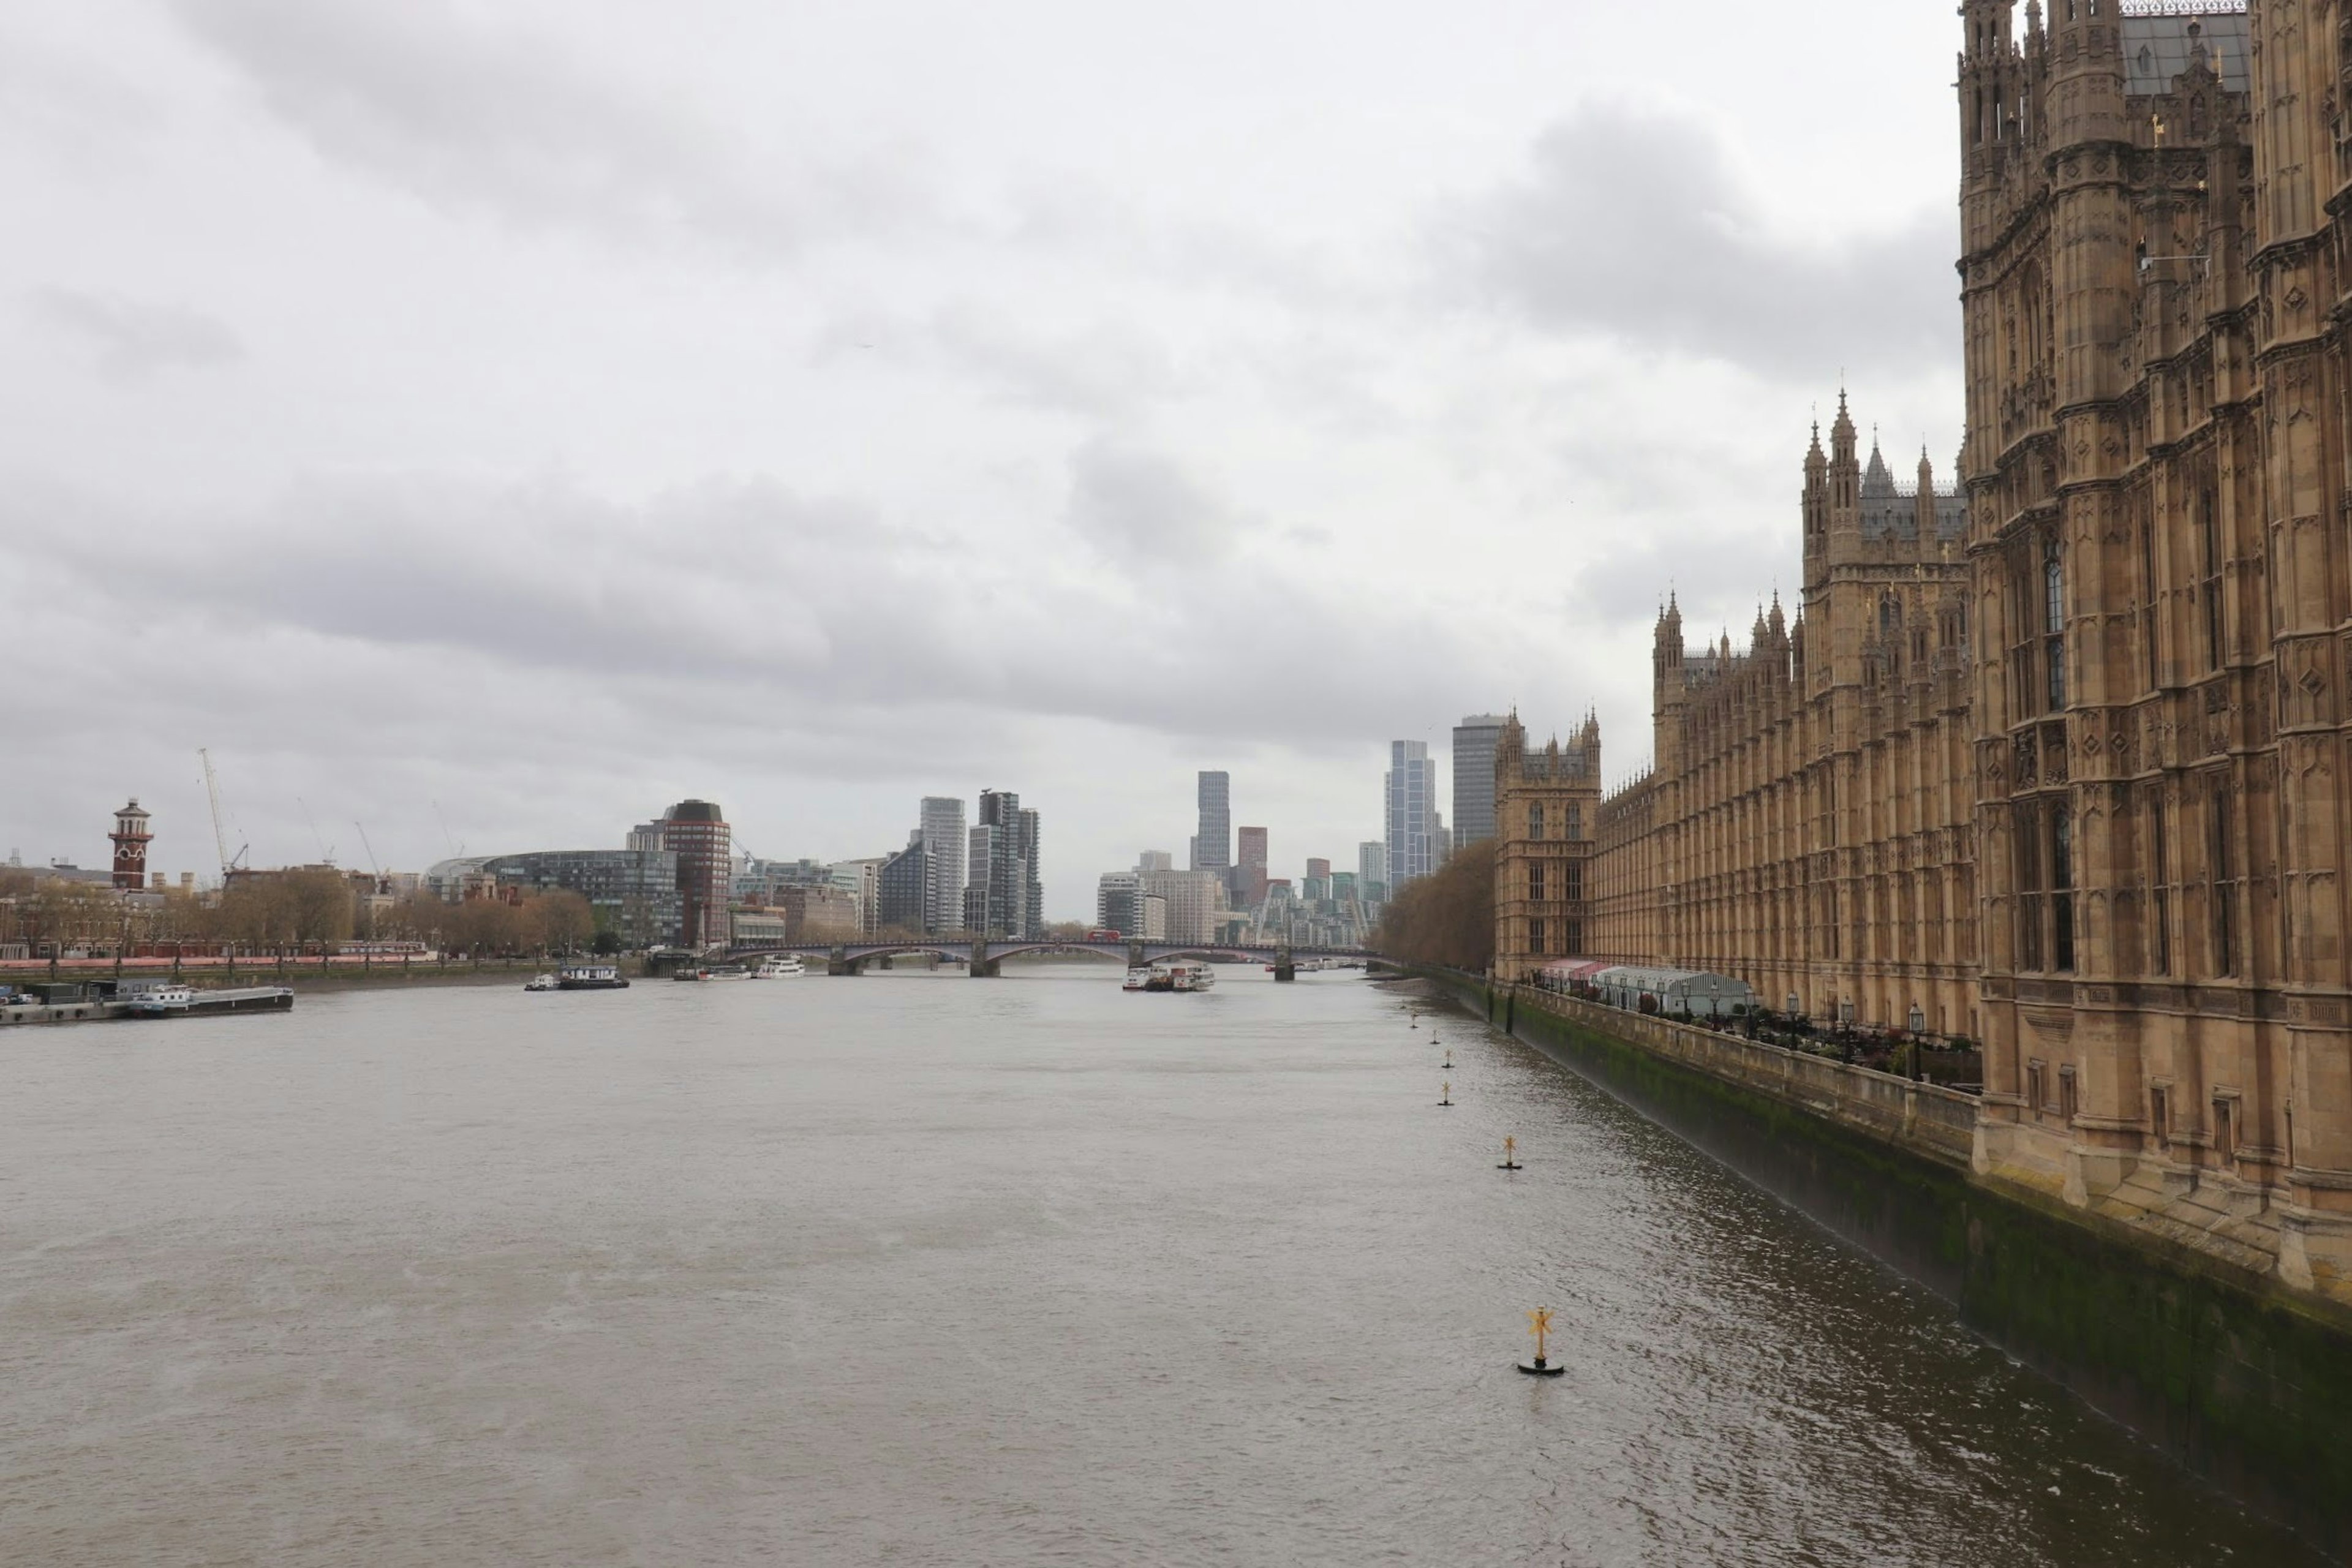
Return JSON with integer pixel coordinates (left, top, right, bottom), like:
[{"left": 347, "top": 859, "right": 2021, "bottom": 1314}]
[
  {"left": 918, "top": 796, "right": 966, "bottom": 934},
  {"left": 1384, "top": 741, "right": 1437, "bottom": 892},
  {"left": 1359, "top": 840, "right": 1387, "bottom": 904},
  {"left": 1193, "top": 771, "right": 1231, "bottom": 872},
  {"left": 1451, "top": 714, "right": 1509, "bottom": 847},
  {"left": 1235, "top": 825, "right": 1268, "bottom": 908},
  {"left": 1137, "top": 850, "right": 1173, "bottom": 874},
  {"left": 974, "top": 790, "right": 1041, "bottom": 938},
  {"left": 1016, "top": 806, "right": 1042, "bottom": 938}
]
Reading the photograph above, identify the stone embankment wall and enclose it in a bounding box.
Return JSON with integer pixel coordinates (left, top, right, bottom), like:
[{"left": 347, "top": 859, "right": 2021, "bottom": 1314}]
[
  {"left": 1507, "top": 986, "right": 1979, "bottom": 1166},
  {"left": 1422, "top": 970, "right": 2352, "bottom": 1556}
]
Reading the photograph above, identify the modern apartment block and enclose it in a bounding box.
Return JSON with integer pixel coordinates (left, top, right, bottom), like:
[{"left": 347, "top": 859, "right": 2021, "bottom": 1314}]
[
  {"left": 1357, "top": 841, "right": 1388, "bottom": 907},
  {"left": 878, "top": 834, "right": 929, "bottom": 933},
  {"left": 918, "top": 796, "right": 967, "bottom": 935},
  {"left": 1384, "top": 742, "right": 1438, "bottom": 894}
]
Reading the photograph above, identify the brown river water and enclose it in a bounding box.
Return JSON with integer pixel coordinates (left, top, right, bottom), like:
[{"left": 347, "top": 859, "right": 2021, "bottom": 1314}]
[{"left": 0, "top": 966, "right": 2324, "bottom": 1566}]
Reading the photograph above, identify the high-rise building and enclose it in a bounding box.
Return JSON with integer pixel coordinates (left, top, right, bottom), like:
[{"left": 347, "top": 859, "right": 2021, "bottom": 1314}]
[
  {"left": 1358, "top": 841, "right": 1387, "bottom": 906},
  {"left": 1137, "top": 850, "right": 1173, "bottom": 874},
  {"left": 1235, "top": 826, "right": 1268, "bottom": 908},
  {"left": 108, "top": 799, "right": 152, "bottom": 891},
  {"left": 1451, "top": 715, "right": 1509, "bottom": 848},
  {"left": 970, "top": 790, "right": 1042, "bottom": 937},
  {"left": 878, "top": 834, "right": 929, "bottom": 933},
  {"left": 1139, "top": 868, "right": 1227, "bottom": 944},
  {"left": 1017, "top": 807, "right": 1042, "bottom": 938},
  {"left": 963, "top": 823, "right": 997, "bottom": 934},
  {"left": 1096, "top": 872, "right": 1142, "bottom": 937},
  {"left": 829, "top": 858, "right": 887, "bottom": 933},
  {"left": 660, "top": 800, "right": 732, "bottom": 949},
  {"left": 1384, "top": 742, "right": 1438, "bottom": 893},
  {"left": 918, "top": 797, "right": 967, "bottom": 934},
  {"left": 1193, "top": 771, "right": 1231, "bottom": 872}
]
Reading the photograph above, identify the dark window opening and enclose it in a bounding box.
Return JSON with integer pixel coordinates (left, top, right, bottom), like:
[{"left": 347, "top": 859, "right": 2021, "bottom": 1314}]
[
  {"left": 2052, "top": 808, "right": 2076, "bottom": 973},
  {"left": 2045, "top": 537, "right": 2067, "bottom": 711},
  {"left": 2060, "top": 1066, "right": 2080, "bottom": 1125},
  {"left": 2212, "top": 793, "right": 2236, "bottom": 976},
  {"left": 2152, "top": 1085, "right": 2171, "bottom": 1148},
  {"left": 2213, "top": 1097, "right": 2236, "bottom": 1165}
]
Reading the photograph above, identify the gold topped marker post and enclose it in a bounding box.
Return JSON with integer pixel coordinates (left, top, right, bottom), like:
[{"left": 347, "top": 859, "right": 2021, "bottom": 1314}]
[
  {"left": 1498, "top": 1136, "right": 1521, "bottom": 1170},
  {"left": 1438, "top": 1080, "right": 1453, "bottom": 1107},
  {"left": 1518, "top": 1308, "right": 1567, "bottom": 1376}
]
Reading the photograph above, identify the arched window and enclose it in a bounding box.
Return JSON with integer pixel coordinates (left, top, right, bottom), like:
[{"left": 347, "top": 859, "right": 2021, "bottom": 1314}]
[
  {"left": 1528, "top": 802, "right": 1545, "bottom": 840},
  {"left": 2044, "top": 537, "right": 2067, "bottom": 710}
]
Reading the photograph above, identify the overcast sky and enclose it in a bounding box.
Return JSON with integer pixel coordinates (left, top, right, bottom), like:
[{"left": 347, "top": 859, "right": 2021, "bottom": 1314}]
[{"left": 5, "top": 0, "right": 1969, "bottom": 916}]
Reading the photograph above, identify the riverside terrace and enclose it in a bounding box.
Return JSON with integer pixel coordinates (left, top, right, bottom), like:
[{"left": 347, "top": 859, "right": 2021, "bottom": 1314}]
[{"left": 729, "top": 938, "right": 1370, "bottom": 978}]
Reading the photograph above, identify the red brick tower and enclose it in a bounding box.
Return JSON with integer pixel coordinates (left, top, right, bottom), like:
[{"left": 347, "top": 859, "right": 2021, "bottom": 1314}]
[{"left": 109, "top": 799, "right": 153, "bottom": 890}]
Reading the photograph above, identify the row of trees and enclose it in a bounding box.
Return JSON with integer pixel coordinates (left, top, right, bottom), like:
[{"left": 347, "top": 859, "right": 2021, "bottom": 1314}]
[
  {"left": 1370, "top": 840, "right": 1494, "bottom": 973},
  {"left": 0, "top": 869, "right": 596, "bottom": 957}
]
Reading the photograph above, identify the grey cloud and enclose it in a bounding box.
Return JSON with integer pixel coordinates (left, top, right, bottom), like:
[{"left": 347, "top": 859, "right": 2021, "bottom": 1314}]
[
  {"left": 1063, "top": 437, "right": 1236, "bottom": 561},
  {"left": 1449, "top": 100, "right": 1958, "bottom": 377},
  {"left": 171, "top": 0, "right": 927, "bottom": 255},
  {"left": 29, "top": 286, "right": 244, "bottom": 383},
  {"left": 0, "top": 467, "right": 1534, "bottom": 755}
]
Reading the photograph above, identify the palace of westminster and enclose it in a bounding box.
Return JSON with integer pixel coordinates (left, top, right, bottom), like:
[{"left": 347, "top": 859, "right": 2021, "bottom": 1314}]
[{"left": 1494, "top": 0, "right": 2352, "bottom": 1298}]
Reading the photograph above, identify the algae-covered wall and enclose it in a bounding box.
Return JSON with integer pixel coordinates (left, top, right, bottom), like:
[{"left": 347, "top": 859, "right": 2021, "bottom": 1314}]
[{"left": 1424, "top": 970, "right": 2352, "bottom": 1553}]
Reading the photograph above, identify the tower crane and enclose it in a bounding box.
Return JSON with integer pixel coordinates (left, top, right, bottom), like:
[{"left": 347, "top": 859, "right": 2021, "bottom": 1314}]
[
  {"left": 197, "top": 748, "right": 248, "bottom": 882},
  {"left": 353, "top": 821, "right": 386, "bottom": 894}
]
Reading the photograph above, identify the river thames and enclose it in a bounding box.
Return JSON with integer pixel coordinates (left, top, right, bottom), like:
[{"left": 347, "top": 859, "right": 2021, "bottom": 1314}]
[{"left": 0, "top": 966, "right": 2323, "bottom": 1566}]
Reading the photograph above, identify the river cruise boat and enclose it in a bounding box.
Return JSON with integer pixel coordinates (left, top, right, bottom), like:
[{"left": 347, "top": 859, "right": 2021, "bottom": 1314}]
[
  {"left": 1132, "top": 962, "right": 1213, "bottom": 993},
  {"left": 524, "top": 973, "right": 559, "bottom": 992},
  {"left": 556, "top": 965, "right": 630, "bottom": 991},
  {"left": 119, "top": 984, "right": 296, "bottom": 1017},
  {"left": 1122, "top": 967, "right": 1153, "bottom": 991},
  {"left": 752, "top": 956, "right": 807, "bottom": 978},
  {"left": 675, "top": 963, "right": 752, "bottom": 982}
]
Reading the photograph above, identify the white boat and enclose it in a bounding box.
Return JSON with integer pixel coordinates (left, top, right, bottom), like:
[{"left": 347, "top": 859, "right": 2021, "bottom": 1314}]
[
  {"left": 753, "top": 956, "right": 806, "bottom": 978},
  {"left": 1122, "top": 967, "right": 1153, "bottom": 991},
  {"left": 701, "top": 964, "right": 753, "bottom": 982},
  {"left": 1169, "top": 962, "right": 1215, "bottom": 992},
  {"left": 524, "top": 973, "right": 559, "bottom": 992}
]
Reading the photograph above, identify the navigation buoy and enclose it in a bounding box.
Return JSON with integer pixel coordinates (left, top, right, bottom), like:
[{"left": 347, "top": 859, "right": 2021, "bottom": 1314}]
[
  {"left": 1442, "top": 1051, "right": 1453, "bottom": 1070},
  {"left": 1438, "top": 1080, "right": 1453, "bottom": 1107},
  {"left": 1498, "top": 1136, "right": 1521, "bottom": 1171},
  {"left": 1517, "top": 1308, "right": 1566, "bottom": 1376}
]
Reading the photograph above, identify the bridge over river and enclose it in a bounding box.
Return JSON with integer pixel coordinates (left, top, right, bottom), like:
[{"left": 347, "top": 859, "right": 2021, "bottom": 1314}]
[{"left": 728, "top": 938, "right": 1370, "bottom": 979}]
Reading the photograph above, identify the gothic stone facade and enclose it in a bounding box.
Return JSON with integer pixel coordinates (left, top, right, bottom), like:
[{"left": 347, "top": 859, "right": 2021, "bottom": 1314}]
[
  {"left": 1960, "top": 0, "right": 2352, "bottom": 1294},
  {"left": 1501, "top": 1, "right": 2352, "bottom": 1304},
  {"left": 1491, "top": 715, "right": 1601, "bottom": 984},
  {"left": 1574, "top": 401, "right": 1979, "bottom": 1044}
]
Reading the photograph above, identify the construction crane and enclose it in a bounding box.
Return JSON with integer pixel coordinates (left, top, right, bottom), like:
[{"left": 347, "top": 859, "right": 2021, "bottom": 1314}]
[
  {"left": 297, "top": 796, "right": 336, "bottom": 867},
  {"left": 353, "top": 821, "right": 386, "bottom": 894},
  {"left": 198, "top": 748, "right": 249, "bottom": 882}
]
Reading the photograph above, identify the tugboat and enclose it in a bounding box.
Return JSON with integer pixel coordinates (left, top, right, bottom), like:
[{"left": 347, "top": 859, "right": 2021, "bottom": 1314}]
[
  {"left": 524, "top": 972, "right": 559, "bottom": 992},
  {"left": 556, "top": 964, "right": 630, "bottom": 991}
]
